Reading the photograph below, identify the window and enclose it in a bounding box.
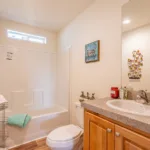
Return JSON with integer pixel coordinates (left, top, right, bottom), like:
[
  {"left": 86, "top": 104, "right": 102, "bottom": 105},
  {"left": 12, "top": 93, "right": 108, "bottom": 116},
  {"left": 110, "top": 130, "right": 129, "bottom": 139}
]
[{"left": 7, "top": 30, "right": 47, "bottom": 44}]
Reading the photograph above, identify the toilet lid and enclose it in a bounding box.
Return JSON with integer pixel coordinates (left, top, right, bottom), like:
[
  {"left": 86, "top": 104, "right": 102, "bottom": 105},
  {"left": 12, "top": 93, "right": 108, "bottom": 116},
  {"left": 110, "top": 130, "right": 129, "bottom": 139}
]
[{"left": 47, "top": 124, "right": 82, "bottom": 142}]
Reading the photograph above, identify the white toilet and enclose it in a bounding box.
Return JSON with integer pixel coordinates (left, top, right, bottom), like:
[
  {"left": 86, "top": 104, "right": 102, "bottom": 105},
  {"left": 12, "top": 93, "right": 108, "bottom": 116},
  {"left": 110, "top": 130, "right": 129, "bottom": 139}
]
[{"left": 46, "top": 102, "right": 84, "bottom": 150}]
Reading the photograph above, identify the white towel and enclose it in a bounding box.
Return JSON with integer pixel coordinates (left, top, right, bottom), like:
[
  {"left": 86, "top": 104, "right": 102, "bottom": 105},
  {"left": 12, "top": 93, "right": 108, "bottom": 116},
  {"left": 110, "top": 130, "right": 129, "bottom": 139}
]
[{"left": 0, "top": 95, "right": 7, "bottom": 104}]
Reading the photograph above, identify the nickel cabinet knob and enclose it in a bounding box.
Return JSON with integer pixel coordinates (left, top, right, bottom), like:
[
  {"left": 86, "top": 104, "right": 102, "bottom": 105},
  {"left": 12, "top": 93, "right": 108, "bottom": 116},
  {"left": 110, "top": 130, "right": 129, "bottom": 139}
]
[
  {"left": 115, "top": 132, "right": 120, "bottom": 137},
  {"left": 107, "top": 128, "right": 112, "bottom": 133}
]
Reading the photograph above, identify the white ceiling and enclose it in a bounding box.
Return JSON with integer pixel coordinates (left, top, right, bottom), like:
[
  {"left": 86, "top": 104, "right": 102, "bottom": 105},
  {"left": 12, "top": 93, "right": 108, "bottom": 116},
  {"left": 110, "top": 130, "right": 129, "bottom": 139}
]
[
  {"left": 122, "top": 0, "right": 150, "bottom": 32},
  {"left": 0, "top": 0, "right": 94, "bottom": 32}
]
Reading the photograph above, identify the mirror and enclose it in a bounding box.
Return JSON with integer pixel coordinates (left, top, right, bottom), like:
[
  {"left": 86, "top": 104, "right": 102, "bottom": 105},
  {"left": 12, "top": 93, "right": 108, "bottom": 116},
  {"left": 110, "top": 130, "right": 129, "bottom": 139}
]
[{"left": 122, "top": 0, "right": 150, "bottom": 92}]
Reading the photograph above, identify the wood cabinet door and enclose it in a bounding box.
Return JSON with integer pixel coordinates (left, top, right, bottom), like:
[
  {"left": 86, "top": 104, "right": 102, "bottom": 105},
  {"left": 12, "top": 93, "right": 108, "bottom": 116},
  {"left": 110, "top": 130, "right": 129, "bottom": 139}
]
[
  {"left": 115, "top": 125, "right": 150, "bottom": 150},
  {"left": 84, "top": 111, "right": 115, "bottom": 150}
]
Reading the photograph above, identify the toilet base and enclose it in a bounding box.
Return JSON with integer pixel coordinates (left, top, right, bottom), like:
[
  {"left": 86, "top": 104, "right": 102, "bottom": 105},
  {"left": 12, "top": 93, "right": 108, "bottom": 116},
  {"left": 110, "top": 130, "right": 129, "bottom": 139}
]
[
  {"left": 73, "top": 135, "right": 83, "bottom": 150},
  {"left": 48, "top": 135, "right": 83, "bottom": 150}
]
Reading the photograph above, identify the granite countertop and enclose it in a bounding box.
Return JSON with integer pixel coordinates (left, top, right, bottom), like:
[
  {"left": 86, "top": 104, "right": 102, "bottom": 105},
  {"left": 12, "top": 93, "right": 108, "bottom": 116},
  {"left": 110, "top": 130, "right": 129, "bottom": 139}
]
[{"left": 81, "top": 98, "right": 150, "bottom": 134}]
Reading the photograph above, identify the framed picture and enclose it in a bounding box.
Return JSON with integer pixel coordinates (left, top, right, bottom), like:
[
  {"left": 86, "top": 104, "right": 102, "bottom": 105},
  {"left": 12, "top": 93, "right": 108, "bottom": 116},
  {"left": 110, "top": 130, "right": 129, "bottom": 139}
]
[{"left": 85, "top": 40, "right": 100, "bottom": 63}]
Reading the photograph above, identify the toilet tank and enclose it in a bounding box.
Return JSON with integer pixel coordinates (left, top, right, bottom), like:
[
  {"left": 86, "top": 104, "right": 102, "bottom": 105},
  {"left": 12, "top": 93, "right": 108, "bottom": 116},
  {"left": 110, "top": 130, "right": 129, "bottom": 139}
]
[{"left": 74, "top": 102, "right": 84, "bottom": 128}]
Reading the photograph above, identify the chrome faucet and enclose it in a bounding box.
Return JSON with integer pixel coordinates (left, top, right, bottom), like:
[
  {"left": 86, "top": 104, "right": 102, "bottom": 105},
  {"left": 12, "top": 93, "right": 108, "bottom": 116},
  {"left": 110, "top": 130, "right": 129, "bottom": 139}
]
[
  {"left": 137, "top": 90, "right": 149, "bottom": 104},
  {"left": 90, "top": 93, "right": 95, "bottom": 100},
  {"left": 79, "top": 91, "right": 85, "bottom": 102}
]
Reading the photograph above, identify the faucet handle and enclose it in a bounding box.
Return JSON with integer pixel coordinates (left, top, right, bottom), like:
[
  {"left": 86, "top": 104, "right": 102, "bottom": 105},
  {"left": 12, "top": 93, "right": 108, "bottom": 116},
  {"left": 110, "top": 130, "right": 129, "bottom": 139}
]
[
  {"left": 92, "top": 93, "right": 95, "bottom": 97},
  {"left": 90, "top": 93, "right": 95, "bottom": 100},
  {"left": 87, "top": 92, "right": 90, "bottom": 99},
  {"left": 80, "top": 91, "right": 85, "bottom": 98}
]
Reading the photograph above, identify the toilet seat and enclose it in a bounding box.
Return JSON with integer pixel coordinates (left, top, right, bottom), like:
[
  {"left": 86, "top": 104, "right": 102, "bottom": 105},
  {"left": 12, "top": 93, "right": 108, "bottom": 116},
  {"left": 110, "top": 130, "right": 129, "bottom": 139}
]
[
  {"left": 46, "top": 124, "right": 83, "bottom": 150},
  {"left": 47, "top": 124, "right": 83, "bottom": 141}
]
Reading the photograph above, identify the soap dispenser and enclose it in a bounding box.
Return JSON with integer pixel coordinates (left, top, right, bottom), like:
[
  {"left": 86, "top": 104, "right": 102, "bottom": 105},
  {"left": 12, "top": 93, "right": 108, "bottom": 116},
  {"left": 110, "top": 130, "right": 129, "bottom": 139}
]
[
  {"left": 124, "top": 86, "right": 128, "bottom": 99},
  {"left": 120, "top": 87, "right": 124, "bottom": 99}
]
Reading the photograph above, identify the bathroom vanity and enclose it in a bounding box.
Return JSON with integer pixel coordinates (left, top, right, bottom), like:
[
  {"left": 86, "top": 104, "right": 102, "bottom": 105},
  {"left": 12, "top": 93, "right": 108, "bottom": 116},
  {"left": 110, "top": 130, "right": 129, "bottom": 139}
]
[{"left": 82, "top": 99, "right": 150, "bottom": 150}]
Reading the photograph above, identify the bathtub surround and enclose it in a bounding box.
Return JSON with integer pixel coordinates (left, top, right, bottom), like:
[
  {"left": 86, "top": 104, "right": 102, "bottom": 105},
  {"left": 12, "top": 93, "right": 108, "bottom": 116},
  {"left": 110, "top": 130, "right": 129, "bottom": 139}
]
[
  {"left": 7, "top": 107, "right": 68, "bottom": 148},
  {"left": 57, "top": 0, "right": 123, "bottom": 125},
  {"left": 0, "top": 19, "right": 70, "bottom": 148},
  {"left": 0, "top": 19, "right": 57, "bottom": 111}
]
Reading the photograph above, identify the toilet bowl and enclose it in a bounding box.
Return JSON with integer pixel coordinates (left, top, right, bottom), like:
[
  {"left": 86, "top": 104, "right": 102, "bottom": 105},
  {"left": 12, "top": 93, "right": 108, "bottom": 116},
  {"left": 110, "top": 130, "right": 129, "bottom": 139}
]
[
  {"left": 46, "top": 102, "right": 84, "bottom": 150},
  {"left": 46, "top": 124, "right": 83, "bottom": 150}
]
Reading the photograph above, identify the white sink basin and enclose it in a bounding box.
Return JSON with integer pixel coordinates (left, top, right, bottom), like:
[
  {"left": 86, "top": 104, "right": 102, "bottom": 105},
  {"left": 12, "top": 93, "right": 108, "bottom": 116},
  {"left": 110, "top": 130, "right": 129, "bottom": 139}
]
[{"left": 106, "top": 100, "right": 150, "bottom": 116}]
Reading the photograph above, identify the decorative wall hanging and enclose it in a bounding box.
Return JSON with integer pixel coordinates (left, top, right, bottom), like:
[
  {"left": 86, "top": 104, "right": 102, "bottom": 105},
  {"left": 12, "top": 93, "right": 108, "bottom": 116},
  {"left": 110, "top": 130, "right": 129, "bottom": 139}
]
[
  {"left": 85, "top": 40, "right": 100, "bottom": 63},
  {"left": 128, "top": 50, "right": 143, "bottom": 79}
]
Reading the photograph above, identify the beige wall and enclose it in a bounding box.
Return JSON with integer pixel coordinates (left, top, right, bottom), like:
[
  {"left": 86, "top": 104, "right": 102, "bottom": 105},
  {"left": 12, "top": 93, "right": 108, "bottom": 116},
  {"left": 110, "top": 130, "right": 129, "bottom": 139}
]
[
  {"left": 57, "top": 0, "right": 122, "bottom": 124},
  {"left": 122, "top": 24, "right": 150, "bottom": 91},
  {"left": 122, "top": 0, "right": 129, "bottom": 5}
]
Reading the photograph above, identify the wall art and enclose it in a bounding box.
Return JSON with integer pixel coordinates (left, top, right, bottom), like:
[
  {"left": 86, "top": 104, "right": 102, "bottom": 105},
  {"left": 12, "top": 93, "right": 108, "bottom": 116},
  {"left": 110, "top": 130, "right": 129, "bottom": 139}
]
[
  {"left": 85, "top": 40, "right": 100, "bottom": 63},
  {"left": 128, "top": 50, "right": 143, "bottom": 79}
]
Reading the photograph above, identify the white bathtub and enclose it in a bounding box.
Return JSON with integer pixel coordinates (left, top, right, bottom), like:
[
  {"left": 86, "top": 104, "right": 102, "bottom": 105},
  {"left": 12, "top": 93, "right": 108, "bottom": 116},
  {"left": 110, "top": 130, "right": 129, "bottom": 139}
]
[{"left": 6, "top": 105, "right": 69, "bottom": 148}]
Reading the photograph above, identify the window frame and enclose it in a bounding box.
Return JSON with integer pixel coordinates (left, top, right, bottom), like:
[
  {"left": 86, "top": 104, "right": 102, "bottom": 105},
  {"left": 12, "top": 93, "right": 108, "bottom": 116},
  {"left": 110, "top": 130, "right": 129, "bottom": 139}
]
[{"left": 7, "top": 29, "right": 47, "bottom": 44}]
